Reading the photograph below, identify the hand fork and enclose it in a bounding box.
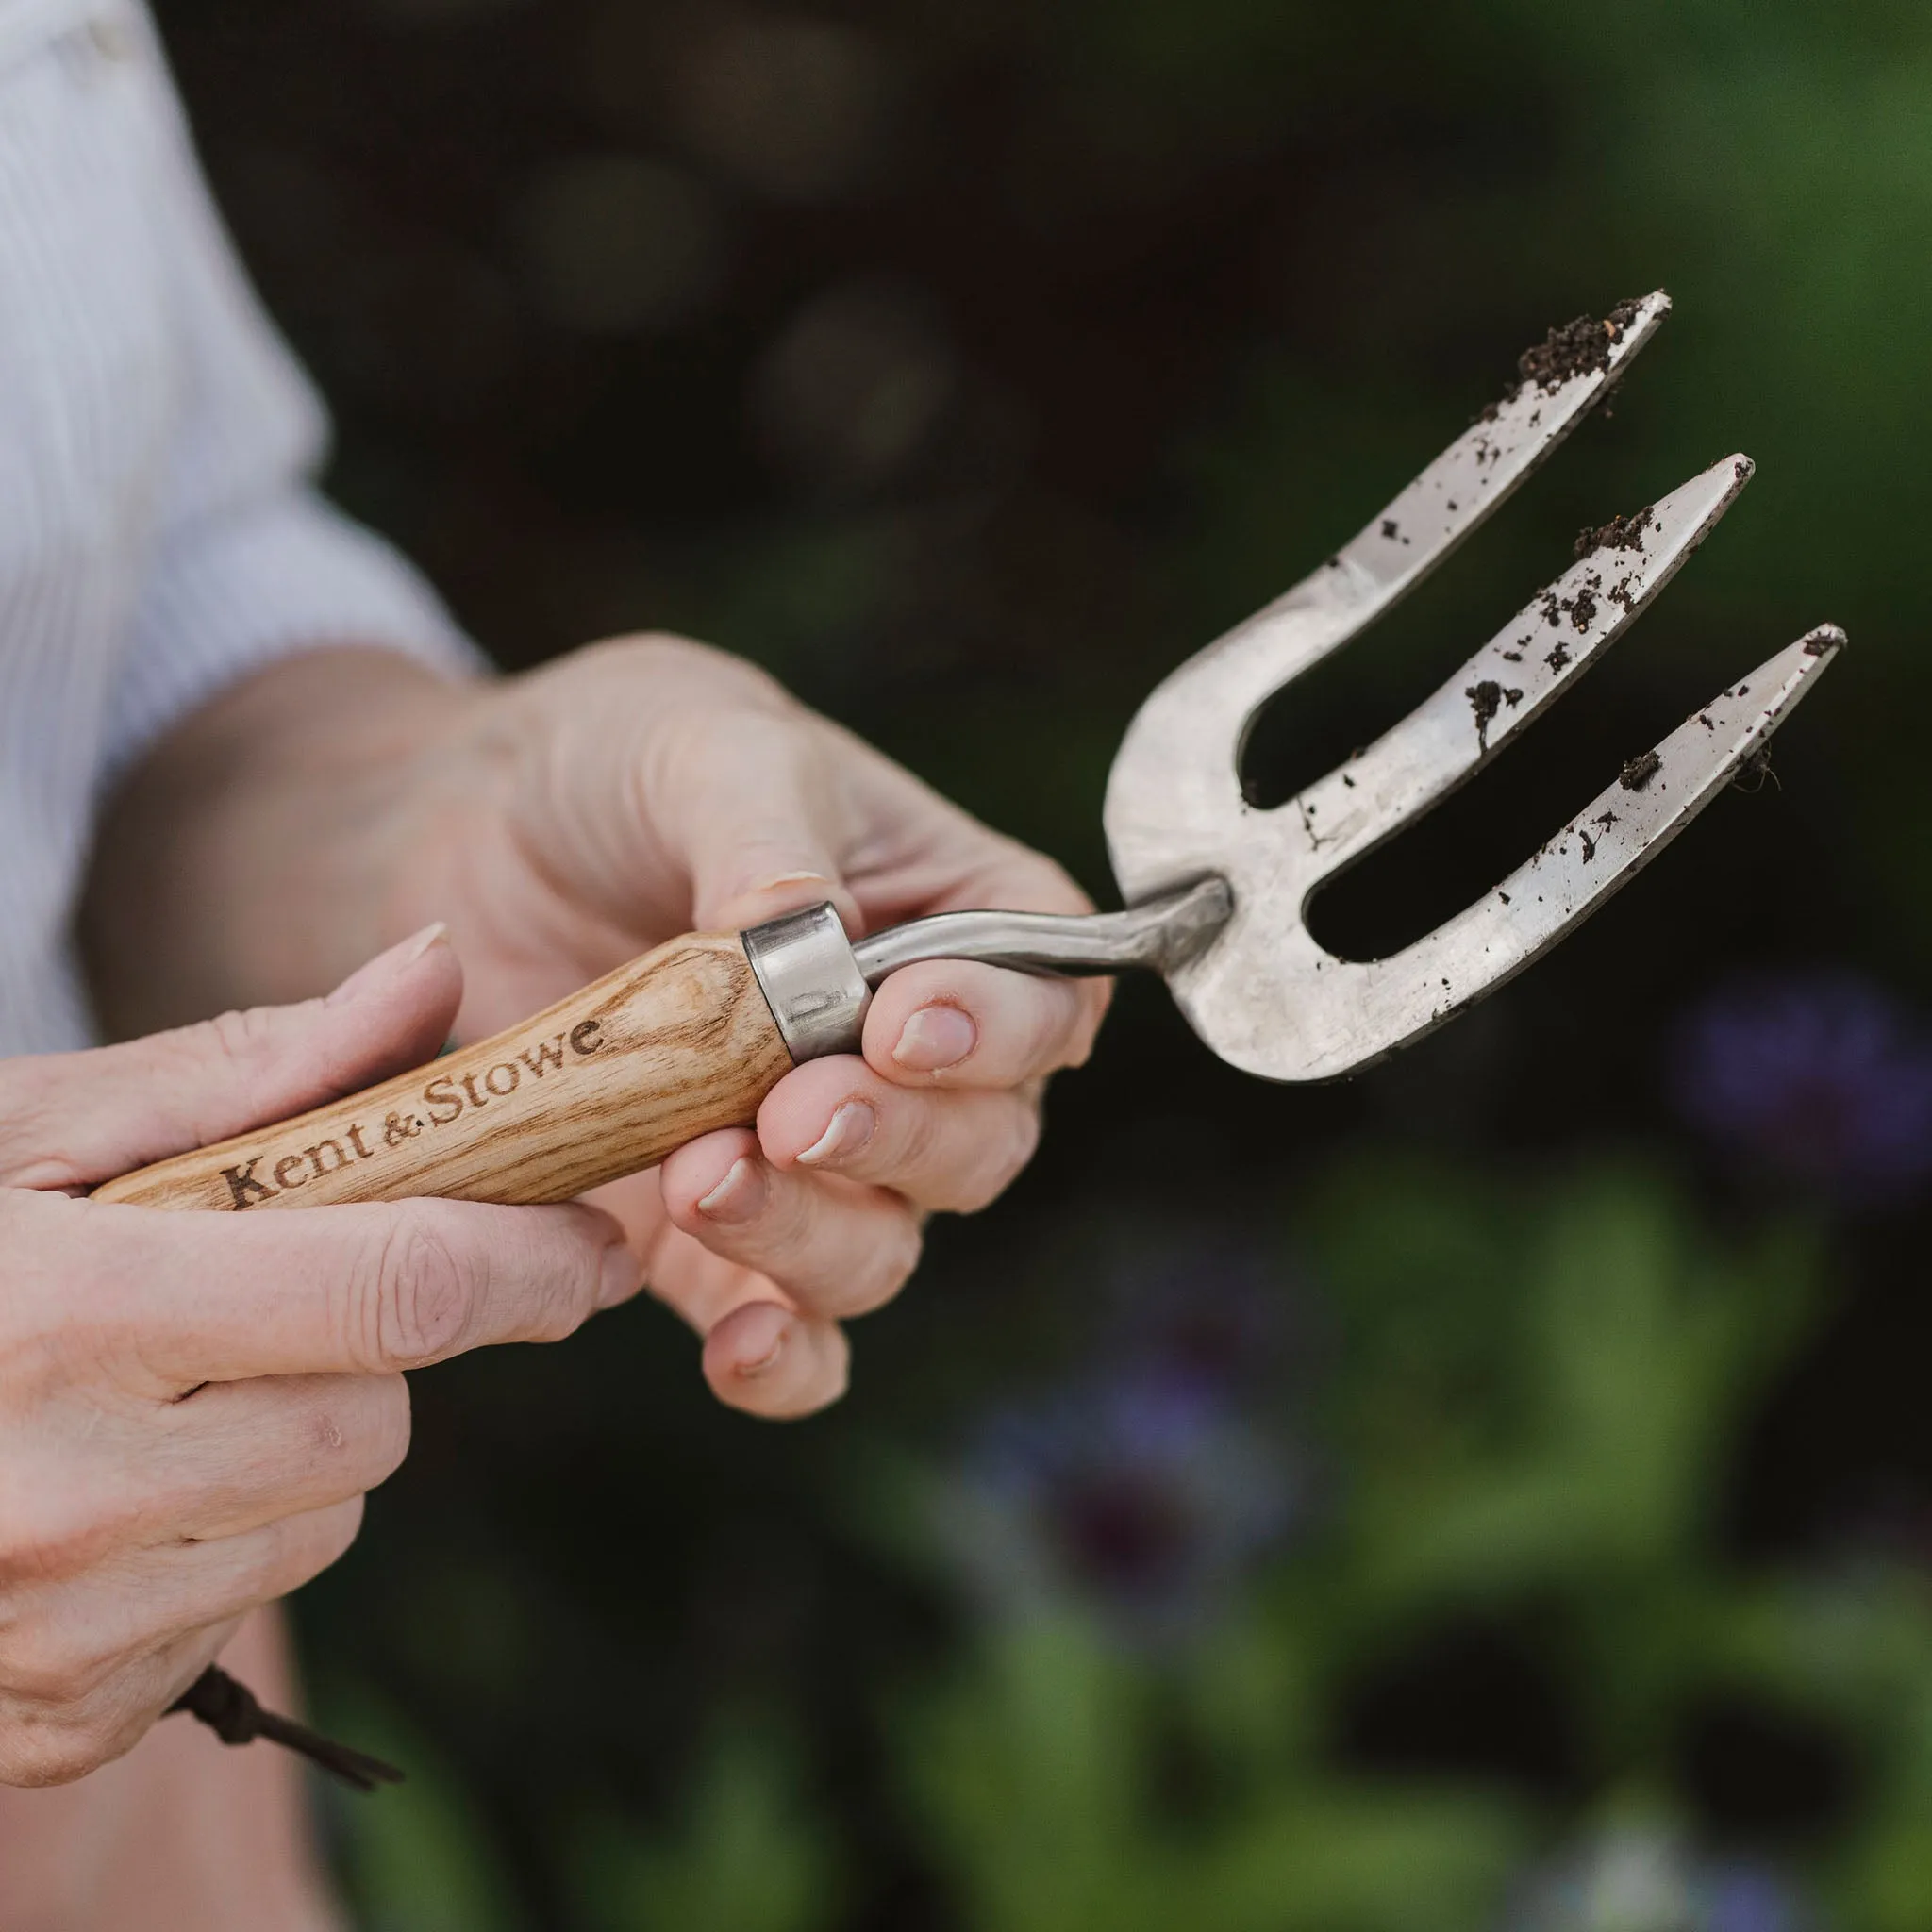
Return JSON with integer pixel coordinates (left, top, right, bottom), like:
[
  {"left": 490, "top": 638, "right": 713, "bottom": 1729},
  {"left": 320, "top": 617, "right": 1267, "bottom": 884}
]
[{"left": 99, "top": 291, "right": 1841, "bottom": 1213}]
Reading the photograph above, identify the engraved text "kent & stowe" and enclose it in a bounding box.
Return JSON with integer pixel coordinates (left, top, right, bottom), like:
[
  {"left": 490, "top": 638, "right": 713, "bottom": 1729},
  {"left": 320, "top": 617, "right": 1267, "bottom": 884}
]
[{"left": 220, "top": 1020, "right": 605, "bottom": 1208}]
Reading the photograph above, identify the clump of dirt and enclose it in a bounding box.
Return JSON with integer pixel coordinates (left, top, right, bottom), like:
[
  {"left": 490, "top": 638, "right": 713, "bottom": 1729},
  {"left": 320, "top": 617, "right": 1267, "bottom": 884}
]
[
  {"left": 1482, "top": 297, "right": 1649, "bottom": 420},
  {"left": 1574, "top": 506, "right": 1655, "bottom": 559},
  {"left": 1466, "top": 679, "right": 1504, "bottom": 750},
  {"left": 1620, "top": 750, "right": 1661, "bottom": 791},
  {"left": 1540, "top": 577, "right": 1603, "bottom": 637}
]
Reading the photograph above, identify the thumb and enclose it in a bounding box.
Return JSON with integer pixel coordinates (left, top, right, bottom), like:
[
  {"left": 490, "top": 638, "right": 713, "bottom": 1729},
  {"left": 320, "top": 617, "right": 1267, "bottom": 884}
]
[
  {"left": 0, "top": 924, "right": 462, "bottom": 1191},
  {"left": 666, "top": 713, "right": 864, "bottom": 937}
]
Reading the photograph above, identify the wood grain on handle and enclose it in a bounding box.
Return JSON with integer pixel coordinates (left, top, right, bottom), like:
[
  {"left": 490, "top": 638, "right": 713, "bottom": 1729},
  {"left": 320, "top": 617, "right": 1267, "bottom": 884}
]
[{"left": 93, "top": 933, "right": 793, "bottom": 1211}]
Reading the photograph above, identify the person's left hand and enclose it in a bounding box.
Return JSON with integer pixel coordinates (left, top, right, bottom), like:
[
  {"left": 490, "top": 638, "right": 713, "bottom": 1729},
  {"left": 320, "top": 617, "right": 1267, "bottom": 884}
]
[{"left": 354, "top": 635, "right": 1109, "bottom": 1419}]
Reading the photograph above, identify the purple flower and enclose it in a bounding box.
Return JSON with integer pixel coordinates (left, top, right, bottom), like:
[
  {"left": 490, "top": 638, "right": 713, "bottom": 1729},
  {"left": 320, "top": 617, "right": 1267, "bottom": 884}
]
[
  {"left": 1505, "top": 1826, "right": 1808, "bottom": 1932},
  {"left": 944, "top": 1368, "right": 1303, "bottom": 1643},
  {"left": 1707, "top": 1868, "right": 1807, "bottom": 1932},
  {"left": 1104, "top": 1231, "right": 1308, "bottom": 1401},
  {"left": 1671, "top": 972, "right": 1932, "bottom": 1201}
]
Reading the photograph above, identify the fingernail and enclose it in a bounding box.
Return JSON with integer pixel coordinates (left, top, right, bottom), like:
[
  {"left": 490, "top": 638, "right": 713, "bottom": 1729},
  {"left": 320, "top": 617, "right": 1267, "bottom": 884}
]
[
  {"left": 892, "top": 1005, "right": 976, "bottom": 1074},
  {"left": 752, "top": 870, "right": 836, "bottom": 893},
  {"left": 738, "top": 1327, "right": 788, "bottom": 1379},
  {"left": 598, "top": 1242, "right": 644, "bottom": 1309},
  {"left": 696, "top": 1156, "right": 767, "bottom": 1225},
  {"left": 401, "top": 922, "right": 451, "bottom": 966},
  {"left": 796, "top": 1100, "right": 875, "bottom": 1168},
  {"left": 326, "top": 924, "right": 448, "bottom": 1007}
]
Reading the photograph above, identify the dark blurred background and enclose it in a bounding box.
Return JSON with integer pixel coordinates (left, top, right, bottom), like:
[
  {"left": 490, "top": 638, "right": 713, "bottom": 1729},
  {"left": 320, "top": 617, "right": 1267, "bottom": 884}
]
[{"left": 160, "top": 2, "right": 1932, "bottom": 1926}]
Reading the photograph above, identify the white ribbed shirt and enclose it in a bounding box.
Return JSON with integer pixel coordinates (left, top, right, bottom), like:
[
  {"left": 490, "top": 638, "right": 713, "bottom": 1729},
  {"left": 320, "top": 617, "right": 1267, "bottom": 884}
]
[{"left": 0, "top": 0, "right": 476, "bottom": 1056}]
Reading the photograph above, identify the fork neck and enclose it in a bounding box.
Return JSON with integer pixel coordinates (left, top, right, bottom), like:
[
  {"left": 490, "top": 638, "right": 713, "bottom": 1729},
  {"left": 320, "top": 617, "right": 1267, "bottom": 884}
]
[
  {"left": 849, "top": 875, "right": 1233, "bottom": 985},
  {"left": 741, "top": 877, "right": 1232, "bottom": 1064}
]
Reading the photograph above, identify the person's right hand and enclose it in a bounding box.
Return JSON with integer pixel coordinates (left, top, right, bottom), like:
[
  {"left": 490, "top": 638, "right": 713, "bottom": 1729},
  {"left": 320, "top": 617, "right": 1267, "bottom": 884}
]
[{"left": 0, "top": 927, "right": 640, "bottom": 1788}]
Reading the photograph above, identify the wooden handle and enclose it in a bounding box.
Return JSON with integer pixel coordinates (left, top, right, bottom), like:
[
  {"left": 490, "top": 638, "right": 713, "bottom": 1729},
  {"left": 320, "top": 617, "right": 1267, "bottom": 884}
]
[{"left": 94, "top": 933, "right": 793, "bottom": 1211}]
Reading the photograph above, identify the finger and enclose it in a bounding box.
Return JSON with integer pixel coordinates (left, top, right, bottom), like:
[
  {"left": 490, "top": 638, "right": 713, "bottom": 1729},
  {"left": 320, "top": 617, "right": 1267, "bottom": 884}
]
[
  {"left": 661, "top": 1129, "right": 923, "bottom": 1319},
  {"left": 0, "top": 925, "right": 463, "bottom": 1191},
  {"left": 655, "top": 707, "right": 864, "bottom": 936},
  {"left": 700, "top": 1298, "right": 850, "bottom": 1421},
  {"left": 0, "top": 1376, "right": 410, "bottom": 1579},
  {"left": 124, "top": 1502, "right": 369, "bottom": 1652},
  {"left": 27, "top": 1189, "right": 641, "bottom": 1389},
  {"left": 580, "top": 1166, "right": 666, "bottom": 1288},
  {"left": 0, "top": 1502, "right": 360, "bottom": 1736},
  {"left": 756, "top": 1058, "right": 1042, "bottom": 1213},
  {"left": 0, "top": 1620, "right": 241, "bottom": 1787},
  {"left": 638, "top": 1195, "right": 802, "bottom": 1338},
  {"left": 149, "top": 1374, "right": 413, "bottom": 1541},
  {"left": 860, "top": 960, "right": 1105, "bottom": 1091}
]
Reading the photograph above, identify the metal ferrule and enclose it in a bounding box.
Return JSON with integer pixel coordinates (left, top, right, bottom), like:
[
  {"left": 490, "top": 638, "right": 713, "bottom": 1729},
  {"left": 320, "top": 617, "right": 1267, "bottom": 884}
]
[
  {"left": 742, "top": 876, "right": 1233, "bottom": 1065},
  {"left": 742, "top": 903, "right": 872, "bottom": 1062}
]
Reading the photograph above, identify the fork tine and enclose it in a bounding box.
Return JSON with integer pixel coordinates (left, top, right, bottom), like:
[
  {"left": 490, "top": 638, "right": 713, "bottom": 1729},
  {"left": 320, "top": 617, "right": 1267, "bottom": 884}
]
[
  {"left": 1288, "top": 453, "right": 1754, "bottom": 879},
  {"left": 1332, "top": 625, "right": 1846, "bottom": 1073},
  {"left": 1108, "top": 292, "right": 1673, "bottom": 882},
  {"left": 1330, "top": 290, "right": 1672, "bottom": 608}
]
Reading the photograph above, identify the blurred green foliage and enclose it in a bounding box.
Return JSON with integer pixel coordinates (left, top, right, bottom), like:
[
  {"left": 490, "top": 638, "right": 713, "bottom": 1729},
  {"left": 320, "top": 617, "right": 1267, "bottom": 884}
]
[
  {"left": 323, "top": 1690, "right": 525, "bottom": 1932},
  {"left": 327, "top": 1160, "right": 1932, "bottom": 1928},
  {"left": 569, "top": 1724, "right": 841, "bottom": 1932}
]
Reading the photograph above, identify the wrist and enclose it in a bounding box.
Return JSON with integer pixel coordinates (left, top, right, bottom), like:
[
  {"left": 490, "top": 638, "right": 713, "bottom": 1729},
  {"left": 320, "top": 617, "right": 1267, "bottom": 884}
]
[{"left": 82, "top": 645, "right": 488, "bottom": 1034}]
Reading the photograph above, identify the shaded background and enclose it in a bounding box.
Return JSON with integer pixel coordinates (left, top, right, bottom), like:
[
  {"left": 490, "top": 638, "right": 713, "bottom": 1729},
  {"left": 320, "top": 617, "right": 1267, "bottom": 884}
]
[{"left": 160, "top": 1, "right": 1932, "bottom": 1925}]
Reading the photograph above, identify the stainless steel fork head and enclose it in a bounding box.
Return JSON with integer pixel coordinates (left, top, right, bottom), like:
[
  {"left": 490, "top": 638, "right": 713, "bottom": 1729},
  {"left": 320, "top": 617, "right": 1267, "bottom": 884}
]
[
  {"left": 820, "top": 293, "right": 1840, "bottom": 1084},
  {"left": 1099, "top": 290, "right": 1842, "bottom": 1079}
]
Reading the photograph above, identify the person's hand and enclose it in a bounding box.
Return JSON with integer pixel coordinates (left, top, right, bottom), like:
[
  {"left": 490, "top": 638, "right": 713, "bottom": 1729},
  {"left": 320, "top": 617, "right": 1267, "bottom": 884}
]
[
  {"left": 85, "top": 636, "right": 1111, "bottom": 1422},
  {"left": 382, "top": 636, "right": 1112, "bottom": 1419},
  {"left": 0, "top": 930, "right": 639, "bottom": 1785}
]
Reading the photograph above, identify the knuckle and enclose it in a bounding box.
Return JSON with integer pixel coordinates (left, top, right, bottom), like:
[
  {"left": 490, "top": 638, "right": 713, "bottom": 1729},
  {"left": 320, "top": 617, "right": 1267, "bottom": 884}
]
[
  {"left": 602, "top": 633, "right": 791, "bottom": 708},
  {"left": 897, "top": 1095, "right": 944, "bottom": 1177},
  {"left": 945, "top": 1104, "right": 1040, "bottom": 1213},
  {"left": 191, "top": 1003, "right": 299, "bottom": 1085},
  {"left": 307, "top": 1378, "right": 413, "bottom": 1490},
  {"left": 1061, "top": 985, "right": 1112, "bottom": 1069},
  {"left": 203, "top": 1002, "right": 282, "bottom": 1061},
  {"left": 364, "top": 1377, "right": 415, "bottom": 1485},
  {"left": 0, "top": 1067, "right": 64, "bottom": 1185},
  {"left": 529, "top": 1273, "right": 595, "bottom": 1345},
  {"left": 513, "top": 1213, "right": 605, "bottom": 1345},
  {"left": 995, "top": 1105, "right": 1043, "bottom": 1194},
  {"left": 792, "top": 1338, "right": 852, "bottom": 1418},
  {"left": 991, "top": 844, "right": 1096, "bottom": 918},
  {"left": 878, "top": 1216, "right": 924, "bottom": 1300},
  {"left": 251, "top": 1499, "right": 364, "bottom": 1599},
  {"left": 844, "top": 1213, "right": 924, "bottom": 1316},
  {"left": 364, "top": 1207, "right": 477, "bottom": 1369},
  {"left": 308, "top": 1495, "right": 367, "bottom": 1574}
]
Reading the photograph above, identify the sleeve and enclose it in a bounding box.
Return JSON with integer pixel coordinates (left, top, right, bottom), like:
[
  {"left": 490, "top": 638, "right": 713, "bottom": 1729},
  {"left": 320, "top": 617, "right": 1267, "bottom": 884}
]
[{"left": 100, "top": 5, "right": 487, "bottom": 787}]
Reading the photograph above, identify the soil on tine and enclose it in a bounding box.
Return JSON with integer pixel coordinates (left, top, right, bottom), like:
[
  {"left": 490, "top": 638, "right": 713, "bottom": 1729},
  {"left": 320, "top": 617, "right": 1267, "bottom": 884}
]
[
  {"left": 1466, "top": 679, "right": 1504, "bottom": 750},
  {"left": 1620, "top": 750, "right": 1661, "bottom": 791},
  {"left": 1482, "top": 296, "right": 1649, "bottom": 420},
  {"left": 1574, "top": 506, "right": 1655, "bottom": 560}
]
